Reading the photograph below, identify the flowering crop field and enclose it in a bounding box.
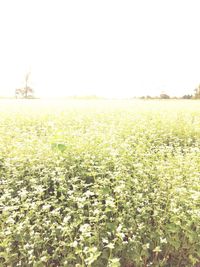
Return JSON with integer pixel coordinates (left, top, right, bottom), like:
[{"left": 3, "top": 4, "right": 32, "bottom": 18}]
[{"left": 0, "top": 99, "right": 200, "bottom": 267}]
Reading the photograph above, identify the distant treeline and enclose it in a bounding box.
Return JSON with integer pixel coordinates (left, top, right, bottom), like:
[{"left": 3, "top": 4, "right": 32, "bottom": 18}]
[
  {"left": 137, "top": 85, "right": 200, "bottom": 99},
  {"left": 137, "top": 94, "right": 193, "bottom": 100}
]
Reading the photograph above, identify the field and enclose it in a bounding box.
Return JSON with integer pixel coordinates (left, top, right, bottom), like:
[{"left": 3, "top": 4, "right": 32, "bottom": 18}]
[{"left": 0, "top": 99, "right": 200, "bottom": 267}]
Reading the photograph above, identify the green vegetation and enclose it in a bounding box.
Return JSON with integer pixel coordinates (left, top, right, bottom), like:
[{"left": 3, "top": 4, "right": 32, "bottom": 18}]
[{"left": 0, "top": 99, "right": 200, "bottom": 267}]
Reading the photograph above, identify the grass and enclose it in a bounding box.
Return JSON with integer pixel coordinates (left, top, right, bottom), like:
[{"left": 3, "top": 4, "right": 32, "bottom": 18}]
[{"left": 0, "top": 99, "right": 200, "bottom": 266}]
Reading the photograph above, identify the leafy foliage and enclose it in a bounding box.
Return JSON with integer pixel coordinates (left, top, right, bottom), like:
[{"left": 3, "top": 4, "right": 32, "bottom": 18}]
[{"left": 0, "top": 100, "right": 200, "bottom": 266}]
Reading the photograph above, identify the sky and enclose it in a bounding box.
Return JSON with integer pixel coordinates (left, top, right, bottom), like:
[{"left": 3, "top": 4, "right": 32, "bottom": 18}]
[{"left": 0, "top": 0, "right": 200, "bottom": 98}]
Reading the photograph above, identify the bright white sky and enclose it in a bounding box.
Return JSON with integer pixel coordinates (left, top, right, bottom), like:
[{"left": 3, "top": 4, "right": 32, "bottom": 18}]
[{"left": 0, "top": 0, "right": 200, "bottom": 98}]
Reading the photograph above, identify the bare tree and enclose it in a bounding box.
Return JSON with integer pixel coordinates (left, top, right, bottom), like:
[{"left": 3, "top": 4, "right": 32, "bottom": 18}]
[
  {"left": 15, "top": 72, "right": 34, "bottom": 99},
  {"left": 24, "top": 72, "right": 31, "bottom": 98}
]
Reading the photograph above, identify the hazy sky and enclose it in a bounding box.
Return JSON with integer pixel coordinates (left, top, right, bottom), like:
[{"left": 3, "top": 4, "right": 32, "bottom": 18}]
[{"left": 0, "top": 0, "right": 200, "bottom": 98}]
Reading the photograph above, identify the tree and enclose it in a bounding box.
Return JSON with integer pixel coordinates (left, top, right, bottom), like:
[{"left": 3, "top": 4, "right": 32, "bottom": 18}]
[
  {"left": 182, "top": 94, "right": 192, "bottom": 99},
  {"left": 160, "top": 93, "right": 170, "bottom": 99},
  {"left": 194, "top": 85, "right": 200, "bottom": 99},
  {"left": 146, "top": 95, "right": 152, "bottom": 99},
  {"left": 15, "top": 72, "right": 34, "bottom": 99},
  {"left": 24, "top": 72, "right": 30, "bottom": 98}
]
